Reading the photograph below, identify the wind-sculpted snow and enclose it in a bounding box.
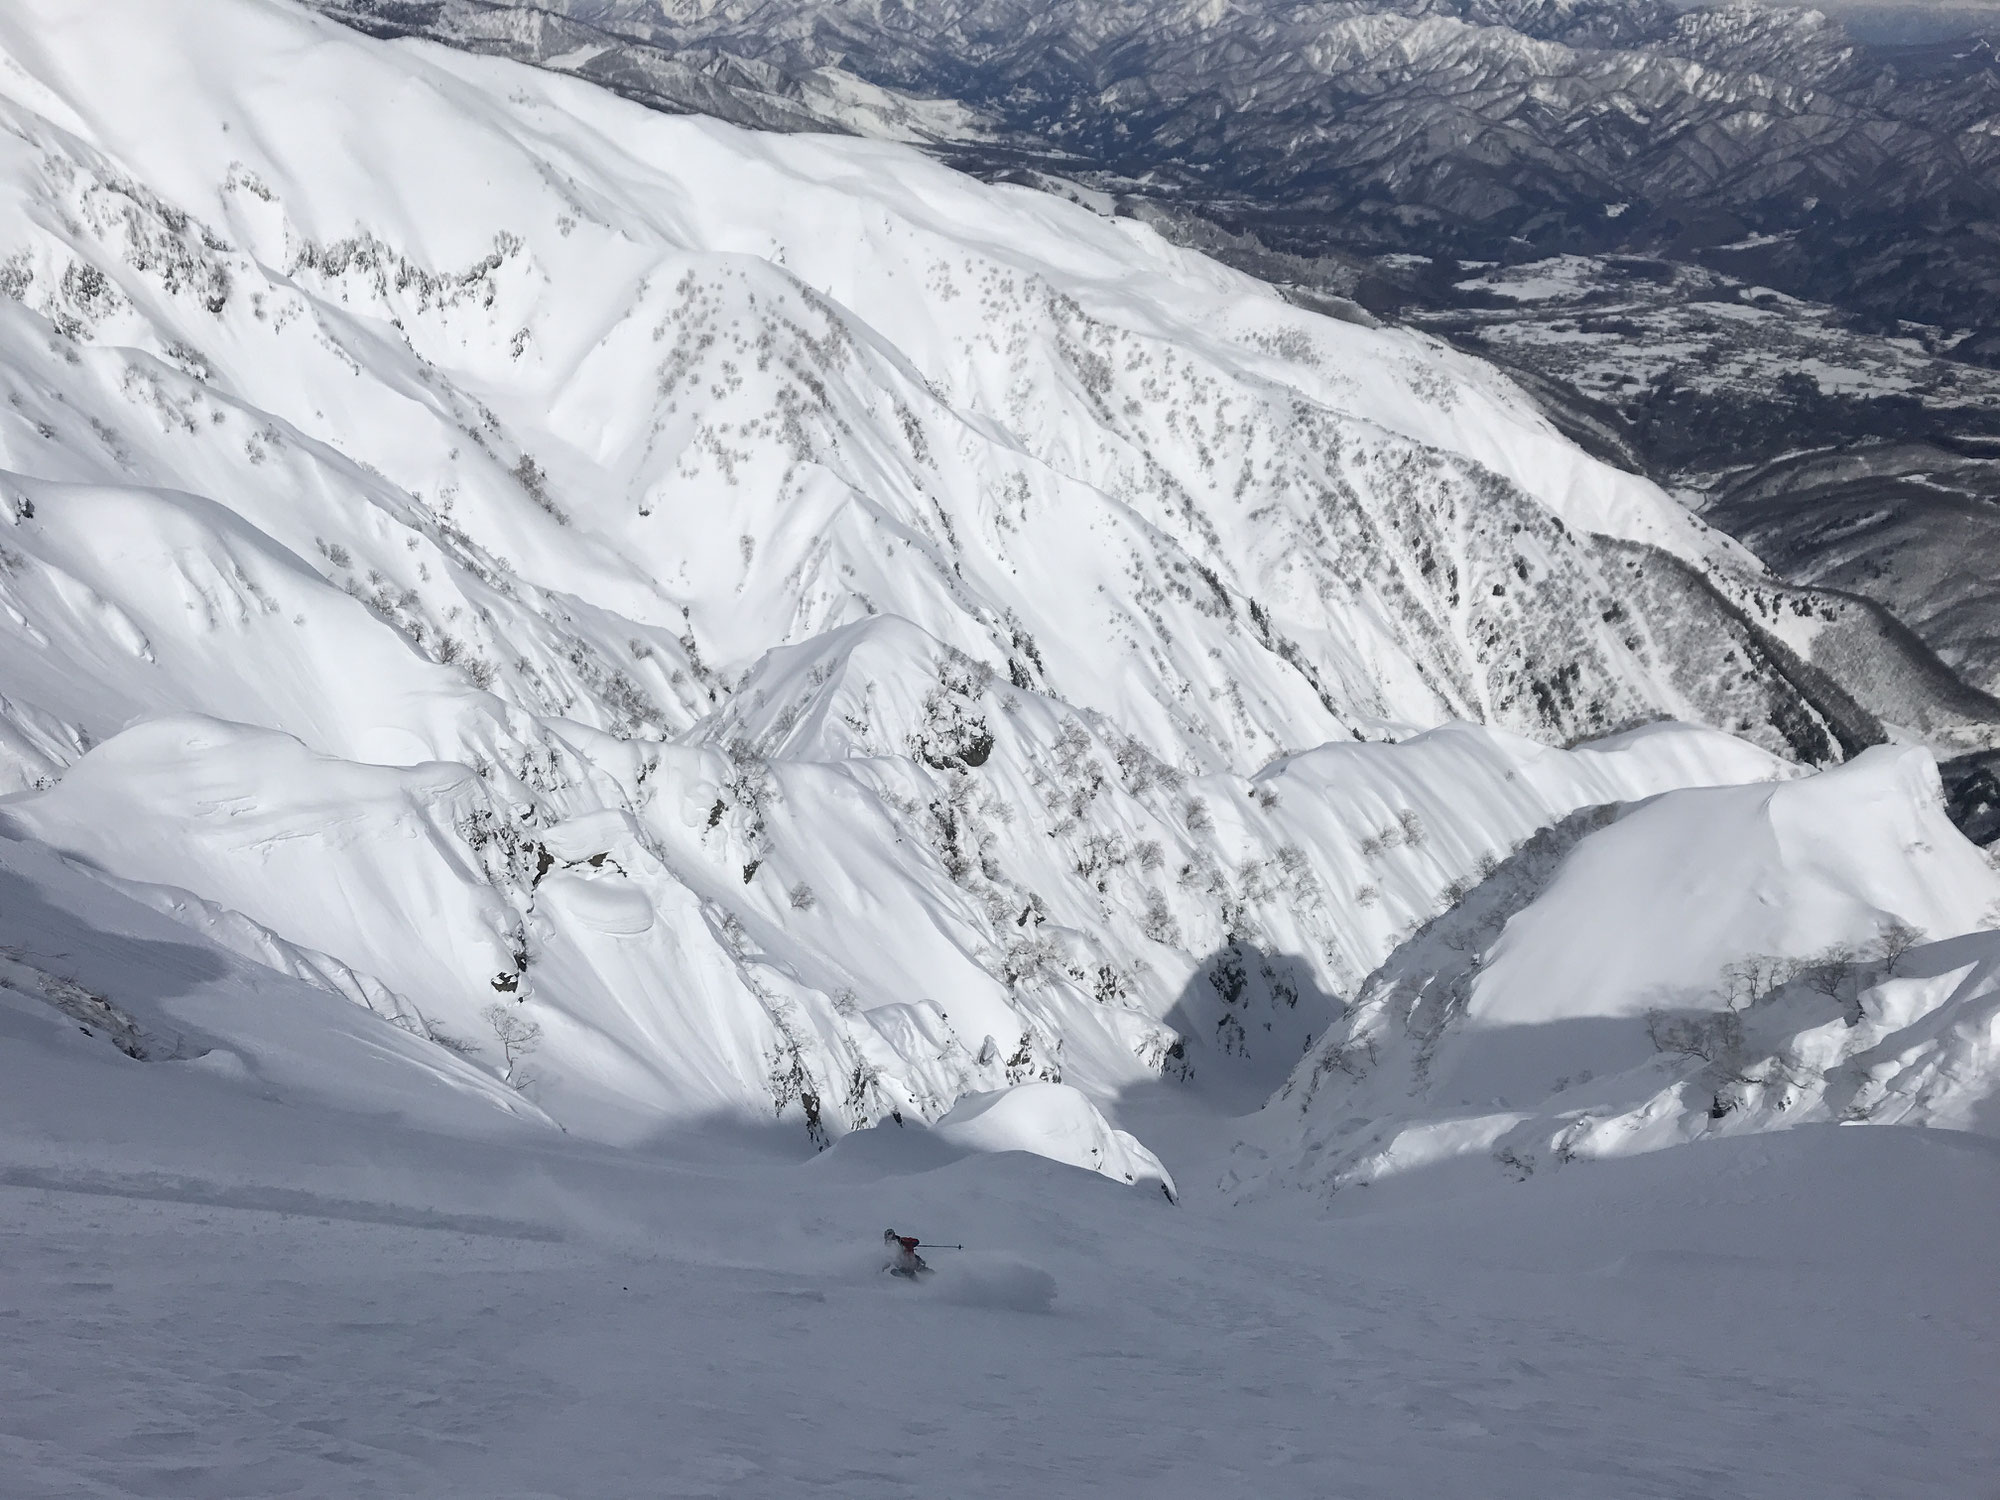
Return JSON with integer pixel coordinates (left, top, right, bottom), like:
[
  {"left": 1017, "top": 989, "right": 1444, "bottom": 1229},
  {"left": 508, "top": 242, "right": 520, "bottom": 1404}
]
[
  {"left": 933, "top": 1081, "right": 1177, "bottom": 1199},
  {"left": 0, "top": 823, "right": 550, "bottom": 1134},
  {"left": 0, "top": 0, "right": 1975, "bottom": 1166},
  {"left": 1241, "top": 745, "right": 2000, "bottom": 1195}
]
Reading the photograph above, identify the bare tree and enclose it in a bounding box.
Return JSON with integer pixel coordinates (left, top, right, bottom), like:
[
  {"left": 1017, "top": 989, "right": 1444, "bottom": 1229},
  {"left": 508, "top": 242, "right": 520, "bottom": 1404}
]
[
  {"left": 1716, "top": 954, "right": 1801, "bottom": 1012},
  {"left": 1645, "top": 1008, "right": 1743, "bottom": 1068},
  {"left": 1869, "top": 920, "right": 1925, "bottom": 975},
  {"left": 482, "top": 1002, "right": 542, "bottom": 1088},
  {"left": 1797, "top": 944, "right": 1859, "bottom": 999}
]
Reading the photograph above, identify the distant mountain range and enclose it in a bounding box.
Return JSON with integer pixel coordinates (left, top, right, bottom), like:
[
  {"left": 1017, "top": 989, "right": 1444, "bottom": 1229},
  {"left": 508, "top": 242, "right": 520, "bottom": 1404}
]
[{"left": 315, "top": 0, "right": 2000, "bottom": 333}]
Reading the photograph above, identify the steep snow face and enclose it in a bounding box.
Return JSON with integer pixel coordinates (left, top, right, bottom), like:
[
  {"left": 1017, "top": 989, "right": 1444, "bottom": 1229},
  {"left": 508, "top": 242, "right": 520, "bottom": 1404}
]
[
  {"left": 0, "top": 0, "right": 1921, "bottom": 1158},
  {"left": 933, "top": 1081, "right": 1178, "bottom": 1198},
  {"left": 0, "top": 0, "right": 1868, "bottom": 767},
  {"left": 0, "top": 814, "right": 552, "bottom": 1137},
  {"left": 1244, "top": 745, "right": 2000, "bottom": 1195}
]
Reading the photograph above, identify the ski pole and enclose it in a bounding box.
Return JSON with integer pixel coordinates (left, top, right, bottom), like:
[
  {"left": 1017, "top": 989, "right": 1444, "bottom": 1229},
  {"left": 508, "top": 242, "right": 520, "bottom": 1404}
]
[{"left": 916, "top": 1243, "right": 965, "bottom": 1250}]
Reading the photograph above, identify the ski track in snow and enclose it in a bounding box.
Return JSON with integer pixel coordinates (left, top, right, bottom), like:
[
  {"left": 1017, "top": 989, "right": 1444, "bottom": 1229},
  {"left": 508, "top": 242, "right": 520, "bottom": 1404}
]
[{"left": 3, "top": 1087, "right": 1996, "bottom": 1499}]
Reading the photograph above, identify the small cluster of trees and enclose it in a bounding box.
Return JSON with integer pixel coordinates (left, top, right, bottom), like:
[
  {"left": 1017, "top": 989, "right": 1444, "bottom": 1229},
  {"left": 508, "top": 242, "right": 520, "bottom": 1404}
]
[{"left": 1644, "top": 921, "right": 1930, "bottom": 1111}]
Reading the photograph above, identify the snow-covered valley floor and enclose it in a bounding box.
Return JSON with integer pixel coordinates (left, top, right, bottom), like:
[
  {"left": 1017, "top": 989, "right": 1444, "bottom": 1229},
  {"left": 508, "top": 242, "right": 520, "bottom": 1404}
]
[{"left": 7, "top": 1015, "right": 1995, "bottom": 1500}]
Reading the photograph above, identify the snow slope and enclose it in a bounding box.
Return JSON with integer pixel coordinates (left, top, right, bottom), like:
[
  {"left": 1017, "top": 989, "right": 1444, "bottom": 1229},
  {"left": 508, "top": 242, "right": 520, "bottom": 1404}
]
[
  {"left": 933, "top": 1081, "right": 1176, "bottom": 1198},
  {"left": 0, "top": 0, "right": 1905, "bottom": 1157},
  {"left": 3, "top": 855, "right": 1996, "bottom": 1498},
  {"left": 324, "top": 0, "right": 2000, "bottom": 336},
  {"left": 1245, "top": 744, "right": 2000, "bottom": 1195},
  {"left": 1, "top": 5, "right": 1997, "bottom": 1492}
]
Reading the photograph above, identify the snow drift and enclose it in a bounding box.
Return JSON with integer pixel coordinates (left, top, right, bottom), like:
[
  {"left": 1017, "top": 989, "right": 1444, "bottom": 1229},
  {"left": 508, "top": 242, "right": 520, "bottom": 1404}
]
[{"left": 935, "top": 1081, "right": 1176, "bottom": 1198}]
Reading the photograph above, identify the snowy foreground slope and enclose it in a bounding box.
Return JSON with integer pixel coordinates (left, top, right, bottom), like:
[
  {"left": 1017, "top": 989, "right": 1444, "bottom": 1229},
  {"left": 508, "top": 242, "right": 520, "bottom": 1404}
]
[
  {"left": 1, "top": 3, "right": 1998, "bottom": 1494},
  {"left": 2, "top": 799, "right": 1996, "bottom": 1496},
  {"left": 3, "top": 871, "right": 1997, "bottom": 1498}
]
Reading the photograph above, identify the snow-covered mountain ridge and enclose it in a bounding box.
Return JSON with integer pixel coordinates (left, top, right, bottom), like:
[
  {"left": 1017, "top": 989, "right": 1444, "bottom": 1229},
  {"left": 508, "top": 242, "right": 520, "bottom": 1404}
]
[
  {"left": 308, "top": 0, "right": 2000, "bottom": 732},
  {"left": 323, "top": 0, "right": 2000, "bottom": 333},
  {"left": 0, "top": 0, "right": 1995, "bottom": 1184},
  {"left": 1237, "top": 743, "right": 2000, "bottom": 1195}
]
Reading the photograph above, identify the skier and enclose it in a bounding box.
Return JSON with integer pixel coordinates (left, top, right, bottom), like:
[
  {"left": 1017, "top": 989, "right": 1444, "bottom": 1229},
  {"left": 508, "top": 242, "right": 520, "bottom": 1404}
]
[{"left": 883, "top": 1228, "right": 929, "bottom": 1279}]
